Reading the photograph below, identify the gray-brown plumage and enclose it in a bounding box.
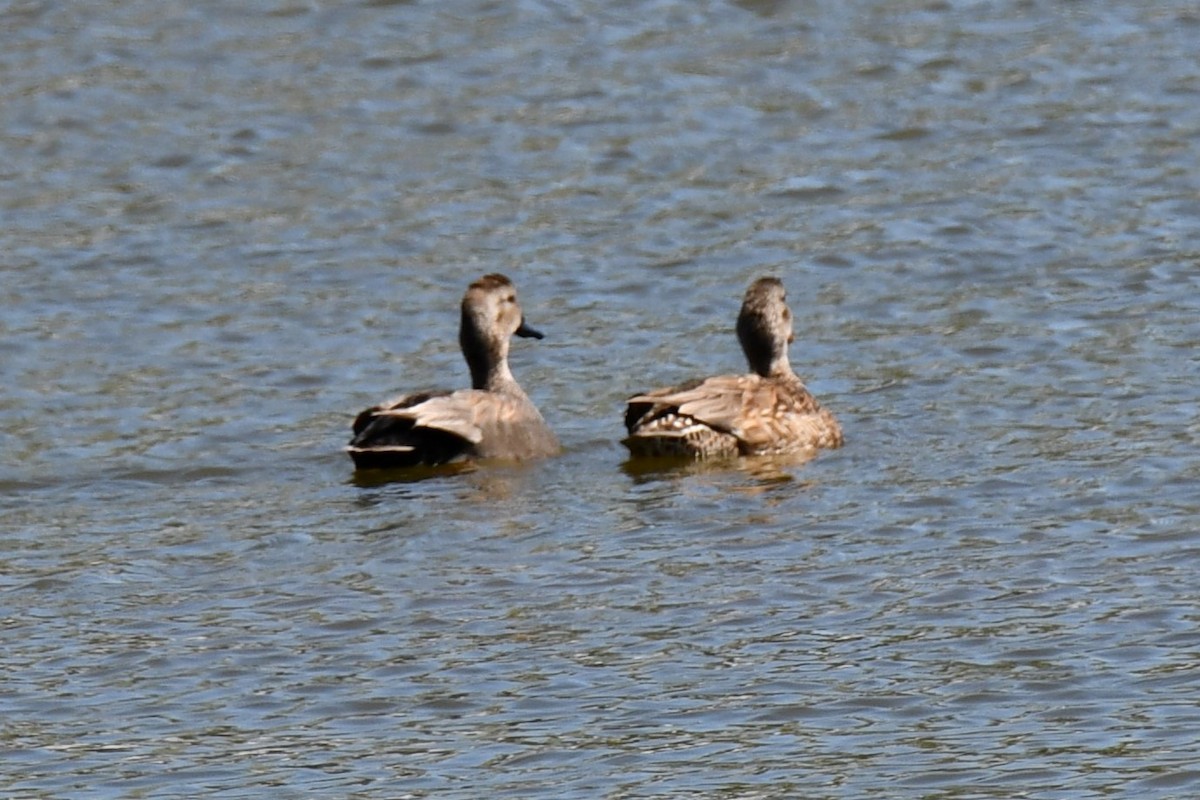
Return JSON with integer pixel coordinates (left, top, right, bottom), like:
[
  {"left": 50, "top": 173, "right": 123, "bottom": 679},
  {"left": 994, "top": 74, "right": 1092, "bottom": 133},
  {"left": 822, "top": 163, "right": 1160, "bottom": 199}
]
[
  {"left": 623, "top": 277, "right": 843, "bottom": 459},
  {"left": 347, "top": 274, "right": 560, "bottom": 469}
]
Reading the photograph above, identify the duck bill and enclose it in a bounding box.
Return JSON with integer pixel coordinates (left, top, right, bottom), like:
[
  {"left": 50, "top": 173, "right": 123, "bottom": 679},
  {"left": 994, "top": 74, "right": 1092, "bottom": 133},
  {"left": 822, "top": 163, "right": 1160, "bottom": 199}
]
[{"left": 515, "top": 319, "right": 544, "bottom": 339}]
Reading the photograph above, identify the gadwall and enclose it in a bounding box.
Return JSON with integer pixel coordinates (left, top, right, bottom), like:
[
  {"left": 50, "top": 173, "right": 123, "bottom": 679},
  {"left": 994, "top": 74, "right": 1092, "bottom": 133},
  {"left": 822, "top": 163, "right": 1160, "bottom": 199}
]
[
  {"left": 623, "top": 276, "right": 843, "bottom": 459},
  {"left": 347, "top": 274, "right": 560, "bottom": 469}
]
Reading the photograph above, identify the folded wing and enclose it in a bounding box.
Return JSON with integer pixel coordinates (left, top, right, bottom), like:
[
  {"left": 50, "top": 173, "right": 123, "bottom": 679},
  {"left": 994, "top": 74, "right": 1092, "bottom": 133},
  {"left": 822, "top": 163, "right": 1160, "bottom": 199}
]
[{"left": 624, "top": 374, "right": 840, "bottom": 457}]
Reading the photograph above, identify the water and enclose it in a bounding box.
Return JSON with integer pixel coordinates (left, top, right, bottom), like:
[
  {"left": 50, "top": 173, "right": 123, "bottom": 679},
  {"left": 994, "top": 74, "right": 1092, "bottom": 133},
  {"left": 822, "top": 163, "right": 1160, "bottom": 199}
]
[{"left": 3, "top": 0, "right": 1199, "bottom": 796}]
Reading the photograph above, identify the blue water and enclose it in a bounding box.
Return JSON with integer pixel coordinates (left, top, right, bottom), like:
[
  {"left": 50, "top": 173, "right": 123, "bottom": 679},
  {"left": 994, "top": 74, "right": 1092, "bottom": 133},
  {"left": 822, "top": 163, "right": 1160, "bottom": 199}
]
[{"left": 3, "top": 1, "right": 1199, "bottom": 796}]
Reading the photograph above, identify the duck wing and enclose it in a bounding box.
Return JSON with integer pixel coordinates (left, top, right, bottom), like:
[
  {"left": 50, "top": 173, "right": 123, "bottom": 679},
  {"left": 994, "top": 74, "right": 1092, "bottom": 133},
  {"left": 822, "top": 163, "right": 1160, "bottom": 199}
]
[
  {"left": 625, "top": 375, "right": 751, "bottom": 436},
  {"left": 625, "top": 375, "right": 840, "bottom": 456},
  {"left": 372, "top": 391, "right": 486, "bottom": 444},
  {"left": 349, "top": 389, "right": 558, "bottom": 468},
  {"left": 348, "top": 390, "right": 480, "bottom": 468}
]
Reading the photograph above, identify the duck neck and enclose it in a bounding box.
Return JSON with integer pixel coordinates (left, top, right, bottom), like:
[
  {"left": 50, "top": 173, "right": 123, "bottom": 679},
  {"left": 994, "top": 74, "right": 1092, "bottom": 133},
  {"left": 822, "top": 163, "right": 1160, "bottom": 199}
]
[
  {"left": 461, "top": 324, "right": 518, "bottom": 393},
  {"left": 760, "top": 354, "right": 795, "bottom": 380},
  {"left": 741, "top": 336, "right": 794, "bottom": 379},
  {"left": 474, "top": 360, "right": 520, "bottom": 393}
]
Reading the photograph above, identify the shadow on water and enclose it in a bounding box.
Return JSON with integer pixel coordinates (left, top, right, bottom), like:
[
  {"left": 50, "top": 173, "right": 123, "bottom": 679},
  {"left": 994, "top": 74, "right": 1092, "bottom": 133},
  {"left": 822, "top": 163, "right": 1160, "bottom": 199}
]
[
  {"left": 346, "top": 458, "right": 557, "bottom": 513},
  {"left": 348, "top": 460, "right": 477, "bottom": 489},
  {"left": 620, "top": 450, "right": 822, "bottom": 493}
]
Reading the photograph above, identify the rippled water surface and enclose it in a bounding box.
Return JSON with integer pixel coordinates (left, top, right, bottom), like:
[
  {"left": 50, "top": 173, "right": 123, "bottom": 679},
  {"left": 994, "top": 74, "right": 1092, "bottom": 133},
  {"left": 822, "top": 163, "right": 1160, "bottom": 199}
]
[{"left": 3, "top": 0, "right": 1200, "bottom": 796}]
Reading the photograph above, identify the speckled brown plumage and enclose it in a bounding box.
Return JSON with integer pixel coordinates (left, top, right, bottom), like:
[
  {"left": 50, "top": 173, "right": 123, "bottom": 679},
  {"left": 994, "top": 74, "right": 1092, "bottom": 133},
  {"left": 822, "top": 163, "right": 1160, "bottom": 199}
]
[
  {"left": 623, "top": 277, "right": 842, "bottom": 459},
  {"left": 347, "top": 274, "right": 560, "bottom": 469}
]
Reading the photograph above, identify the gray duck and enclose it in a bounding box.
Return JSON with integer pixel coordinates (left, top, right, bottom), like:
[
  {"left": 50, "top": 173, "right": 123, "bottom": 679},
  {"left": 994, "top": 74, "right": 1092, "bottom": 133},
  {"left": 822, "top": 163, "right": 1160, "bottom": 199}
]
[{"left": 347, "top": 274, "right": 559, "bottom": 469}]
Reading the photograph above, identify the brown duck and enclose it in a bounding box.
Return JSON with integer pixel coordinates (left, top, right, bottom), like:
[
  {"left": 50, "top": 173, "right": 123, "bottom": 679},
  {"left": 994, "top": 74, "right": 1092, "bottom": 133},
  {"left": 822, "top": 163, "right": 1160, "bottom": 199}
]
[{"left": 623, "top": 277, "right": 842, "bottom": 459}]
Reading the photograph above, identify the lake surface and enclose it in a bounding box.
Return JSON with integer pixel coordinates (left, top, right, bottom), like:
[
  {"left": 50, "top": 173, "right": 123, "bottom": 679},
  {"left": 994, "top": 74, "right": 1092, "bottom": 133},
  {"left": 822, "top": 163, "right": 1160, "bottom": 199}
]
[{"left": 3, "top": 0, "right": 1199, "bottom": 796}]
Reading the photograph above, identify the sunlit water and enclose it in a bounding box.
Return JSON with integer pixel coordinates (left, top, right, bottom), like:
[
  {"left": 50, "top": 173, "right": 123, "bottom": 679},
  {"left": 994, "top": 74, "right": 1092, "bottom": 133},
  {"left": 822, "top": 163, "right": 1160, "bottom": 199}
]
[{"left": 3, "top": 0, "right": 1199, "bottom": 796}]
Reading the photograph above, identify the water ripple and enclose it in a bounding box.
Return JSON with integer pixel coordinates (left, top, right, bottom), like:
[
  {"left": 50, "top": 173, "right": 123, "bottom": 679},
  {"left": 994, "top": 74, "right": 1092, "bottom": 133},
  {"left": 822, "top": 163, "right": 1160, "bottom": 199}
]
[{"left": 3, "top": 0, "right": 1200, "bottom": 796}]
